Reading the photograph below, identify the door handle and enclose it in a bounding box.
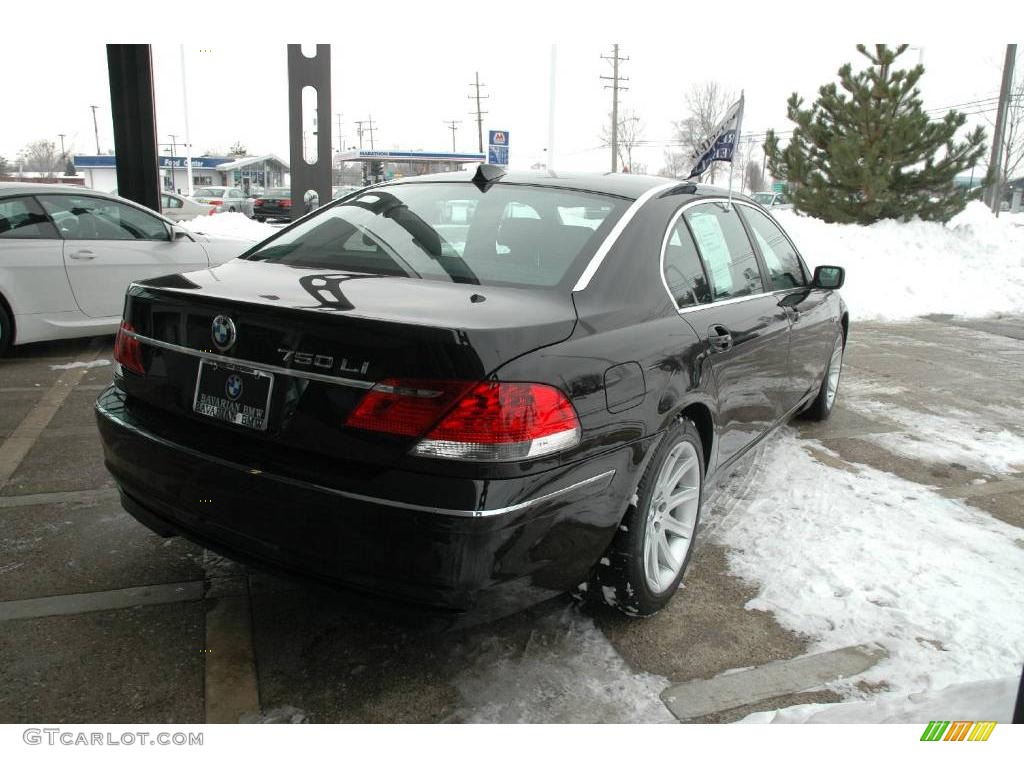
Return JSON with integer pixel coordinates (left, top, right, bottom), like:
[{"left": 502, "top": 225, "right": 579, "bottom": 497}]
[
  {"left": 69, "top": 250, "right": 95, "bottom": 260},
  {"left": 707, "top": 325, "right": 733, "bottom": 352}
]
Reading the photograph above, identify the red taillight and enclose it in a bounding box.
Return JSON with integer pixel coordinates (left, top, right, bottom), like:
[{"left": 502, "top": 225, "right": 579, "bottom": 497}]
[
  {"left": 346, "top": 380, "right": 581, "bottom": 461},
  {"left": 282, "top": 199, "right": 292, "bottom": 207},
  {"left": 114, "top": 321, "right": 145, "bottom": 375},
  {"left": 254, "top": 199, "right": 264, "bottom": 206},
  {"left": 209, "top": 198, "right": 223, "bottom": 206},
  {"left": 346, "top": 379, "right": 475, "bottom": 438}
]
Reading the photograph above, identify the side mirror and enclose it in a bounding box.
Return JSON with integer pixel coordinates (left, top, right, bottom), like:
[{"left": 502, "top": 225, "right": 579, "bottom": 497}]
[
  {"left": 169, "top": 224, "right": 194, "bottom": 242},
  {"left": 811, "top": 265, "right": 845, "bottom": 290}
]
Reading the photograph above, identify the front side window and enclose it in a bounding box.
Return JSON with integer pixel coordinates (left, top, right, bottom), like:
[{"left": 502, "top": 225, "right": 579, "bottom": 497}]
[
  {"left": 741, "top": 207, "right": 807, "bottom": 289},
  {"left": 244, "top": 183, "right": 629, "bottom": 289},
  {"left": 162, "top": 194, "right": 184, "bottom": 209},
  {"left": 683, "top": 203, "right": 764, "bottom": 301},
  {"left": 40, "top": 195, "right": 169, "bottom": 241},
  {"left": 663, "top": 218, "right": 711, "bottom": 308},
  {"left": 0, "top": 196, "right": 58, "bottom": 239}
]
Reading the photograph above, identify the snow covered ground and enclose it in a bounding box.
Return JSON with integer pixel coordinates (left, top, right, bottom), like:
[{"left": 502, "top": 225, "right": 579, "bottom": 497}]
[
  {"left": 775, "top": 201, "right": 1024, "bottom": 322},
  {"left": 181, "top": 211, "right": 279, "bottom": 242}
]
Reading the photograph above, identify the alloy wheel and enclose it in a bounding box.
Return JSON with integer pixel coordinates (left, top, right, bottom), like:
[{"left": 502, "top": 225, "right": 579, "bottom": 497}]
[{"left": 642, "top": 440, "right": 701, "bottom": 593}]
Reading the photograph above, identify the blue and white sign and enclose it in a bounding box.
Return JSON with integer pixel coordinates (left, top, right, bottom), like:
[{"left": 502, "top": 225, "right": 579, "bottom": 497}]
[
  {"left": 686, "top": 95, "right": 744, "bottom": 180},
  {"left": 487, "top": 130, "right": 510, "bottom": 166}
]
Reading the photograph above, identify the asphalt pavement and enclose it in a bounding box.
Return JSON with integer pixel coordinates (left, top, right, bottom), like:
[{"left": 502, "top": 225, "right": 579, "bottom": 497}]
[{"left": 1, "top": 315, "right": 1021, "bottom": 723}]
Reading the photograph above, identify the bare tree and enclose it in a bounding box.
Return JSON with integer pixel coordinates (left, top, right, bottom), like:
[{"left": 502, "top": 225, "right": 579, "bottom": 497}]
[
  {"left": 229, "top": 140, "right": 248, "bottom": 158},
  {"left": 601, "top": 109, "right": 645, "bottom": 172},
  {"left": 986, "top": 65, "right": 1024, "bottom": 203},
  {"left": 18, "top": 140, "right": 63, "bottom": 176},
  {"left": 659, "top": 149, "right": 688, "bottom": 178},
  {"left": 0, "top": 155, "right": 8, "bottom": 176},
  {"left": 672, "top": 81, "right": 736, "bottom": 184}
]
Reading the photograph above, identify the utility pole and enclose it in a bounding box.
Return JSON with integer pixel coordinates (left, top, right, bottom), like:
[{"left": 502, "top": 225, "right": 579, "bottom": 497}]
[
  {"left": 987, "top": 44, "right": 1017, "bottom": 215},
  {"left": 58, "top": 133, "right": 66, "bottom": 164},
  {"left": 468, "top": 71, "right": 489, "bottom": 153},
  {"left": 366, "top": 114, "right": 376, "bottom": 150},
  {"left": 600, "top": 44, "right": 629, "bottom": 173},
  {"left": 444, "top": 120, "right": 461, "bottom": 152},
  {"left": 167, "top": 134, "right": 178, "bottom": 191},
  {"left": 89, "top": 105, "right": 101, "bottom": 154},
  {"left": 336, "top": 113, "right": 344, "bottom": 154}
]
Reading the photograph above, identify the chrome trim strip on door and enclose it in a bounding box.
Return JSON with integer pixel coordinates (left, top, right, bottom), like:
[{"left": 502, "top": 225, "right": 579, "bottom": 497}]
[
  {"left": 572, "top": 180, "right": 681, "bottom": 292},
  {"left": 123, "top": 329, "right": 376, "bottom": 389}
]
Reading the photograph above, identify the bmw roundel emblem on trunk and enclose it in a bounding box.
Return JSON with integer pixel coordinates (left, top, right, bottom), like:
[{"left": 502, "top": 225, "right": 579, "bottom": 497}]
[
  {"left": 211, "top": 315, "right": 236, "bottom": 351},
  {"left": 225, "top": 374, "right": 243, "bottom": 401}
]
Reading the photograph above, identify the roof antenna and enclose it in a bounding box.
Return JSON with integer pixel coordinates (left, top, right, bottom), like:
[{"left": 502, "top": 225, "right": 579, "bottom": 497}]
[{"left": 472, "top": 163, "right": 506, "bottom": 192}]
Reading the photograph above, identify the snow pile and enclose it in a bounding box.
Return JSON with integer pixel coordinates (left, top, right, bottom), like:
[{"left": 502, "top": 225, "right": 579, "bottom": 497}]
[
  {"left": 452, "top": 606, "right": 673, "bottom": 723},
  {"left": 181, "top": 212, "right": 278, "bottom": 243},
  {"left": 743, "top": 676, "right": 1018, "bottom": 724},
  {"left": 775, "top": 201, "right": 1024, "bottom": 321},
  {"left": 710, "top": 429, "right": 1024, "bottom": 706}
]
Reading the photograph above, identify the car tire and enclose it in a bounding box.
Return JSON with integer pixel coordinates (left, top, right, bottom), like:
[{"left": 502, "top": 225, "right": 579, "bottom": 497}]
[
  {"left": 228, "top": 206, "right": 237, "bottom": 213},
  {"left": 586, "top": 417, "right": 704, "bottom": 617},
  {"left": 255, "top": 216, "right": 265, "bottom": 223},
  {"left": 0, "top": 300, "right": 13, "bottom": 357},
  {"left": 803, "top": 331, "right": 845, "bottom": 421}
]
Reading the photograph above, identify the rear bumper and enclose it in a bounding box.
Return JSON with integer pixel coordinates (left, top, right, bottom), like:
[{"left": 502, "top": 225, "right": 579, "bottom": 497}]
[{"left": 95, "top": 385, "right": 654, "bottom": 613}]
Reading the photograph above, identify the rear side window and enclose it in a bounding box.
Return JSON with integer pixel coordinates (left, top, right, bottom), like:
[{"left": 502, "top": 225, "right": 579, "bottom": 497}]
[
  {"left": 244, "top": 183, "right": 629, "bottom": 289},
  {"left": 39, "top": 195, "right": 169, "bottom": 241},
  {"left": 741, "top": 207, "right": 807, "bottom": 289},
  {"left": 683, "top": 203, "right": 764, "bottom": 300},
  {"left": 0, "top": 196, "right": 58, "bottom": 239},
  {"left": 663, "top": 218, "right": 711, "bottom": 308}
]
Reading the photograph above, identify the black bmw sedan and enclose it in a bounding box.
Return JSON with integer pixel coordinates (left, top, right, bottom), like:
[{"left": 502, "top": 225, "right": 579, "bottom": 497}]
[{"left": 96, "top": 167, "right": 847, "bottom": 617}]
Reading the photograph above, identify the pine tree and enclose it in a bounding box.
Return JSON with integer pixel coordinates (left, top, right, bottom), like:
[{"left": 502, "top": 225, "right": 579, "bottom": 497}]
[{"left": 764, "top": 44, "right": 986, "bottom": 224}]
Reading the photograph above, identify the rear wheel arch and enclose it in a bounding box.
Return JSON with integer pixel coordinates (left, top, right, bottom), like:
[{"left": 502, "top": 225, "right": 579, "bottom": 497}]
[
  {"left": 679, "top": 401, "right": 714, "bottom": 470},
  {"left": 840, "top": 312, "right": 849, "bottom": 346},
  {"left": 0, "top": 289, "right": 16, "bottom": 346}
]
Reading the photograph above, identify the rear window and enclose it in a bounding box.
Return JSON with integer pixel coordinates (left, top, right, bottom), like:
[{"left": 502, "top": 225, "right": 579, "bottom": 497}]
[
  {"left": 243, "top": 182, "right": 629, "bottom": 288},
  {"left": 194, "top": 188, "right": 225, "bottom": 197}
]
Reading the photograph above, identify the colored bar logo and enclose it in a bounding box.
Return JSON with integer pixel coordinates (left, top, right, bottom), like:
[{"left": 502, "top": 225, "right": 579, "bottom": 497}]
[{"left": 920, "top": 721, "right": 996, "bottom": 741}]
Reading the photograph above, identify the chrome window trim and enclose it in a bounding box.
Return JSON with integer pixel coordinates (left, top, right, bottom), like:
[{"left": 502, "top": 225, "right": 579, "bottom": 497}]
[
  {"left": 572, "top": 180, "right": 681, "bottom": 292},
  {"left": 658, "top": 198, "right": 803, "bottom": 317},
  {"left": 97, "top": 398, "right": 615, "bottom": 518},
  {"left": 123, "top": 329, "right": 375, "bottom": 389}
]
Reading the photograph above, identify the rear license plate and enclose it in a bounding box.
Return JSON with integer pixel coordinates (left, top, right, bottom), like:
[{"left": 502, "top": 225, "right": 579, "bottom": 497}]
[{"left": 193, "top": 359, "right": 274, "bottom": 431}]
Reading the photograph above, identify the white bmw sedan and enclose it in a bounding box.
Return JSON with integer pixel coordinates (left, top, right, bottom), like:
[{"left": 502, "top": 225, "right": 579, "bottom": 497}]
[{"left": 0, "top": 183, "right": 254, "bottom": 354}]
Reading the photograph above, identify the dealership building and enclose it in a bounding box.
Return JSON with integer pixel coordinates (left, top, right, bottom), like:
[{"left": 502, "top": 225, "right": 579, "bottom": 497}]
[{"left": 72, "top": 154, "right": 290, "bottom": 194}]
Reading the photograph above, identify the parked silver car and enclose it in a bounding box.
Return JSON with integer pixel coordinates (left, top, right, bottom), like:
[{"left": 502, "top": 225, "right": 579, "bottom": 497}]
[
  {"left": 191, "top": 186, "right": 254, "bottom": 217},
  {"left": 160, "top": 192, "right": 215, "bottom": 221}
]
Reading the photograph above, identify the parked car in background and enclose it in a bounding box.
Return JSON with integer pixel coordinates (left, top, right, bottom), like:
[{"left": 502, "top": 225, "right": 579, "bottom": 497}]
[
  {"left": 752, "top": 191, "right": 792, "bottom": 210},
  {"left": 160, "top": 192, "right": 215, "bottom": 221},
  {"left": 192, "top": 186, "right": 254, "bottom": 218},
  {"left": 95, "top": 169, "right": 848, "bottom": 619},
  {"left": 252, "top": 188, "right": 292, "bottom": 222},
  {"left": 0, "top": 183, "right": 253, "bottom": 354}
]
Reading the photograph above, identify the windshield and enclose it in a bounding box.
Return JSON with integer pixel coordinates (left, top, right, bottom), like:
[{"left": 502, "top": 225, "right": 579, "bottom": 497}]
[
  {"left": 264, "top": 188, "right": 290, "bottom": 196},
  {"left": 194, "top": 188, "right": 226, "bottom": 197},
  {"left": 243, "top": 182, "right": 629, "bottom": 288}
]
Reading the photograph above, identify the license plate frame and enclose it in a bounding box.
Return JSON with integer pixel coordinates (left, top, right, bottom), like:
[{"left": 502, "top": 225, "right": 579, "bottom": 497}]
[{"left": 192, "top": 358, "right": 274, "bottom": 431}]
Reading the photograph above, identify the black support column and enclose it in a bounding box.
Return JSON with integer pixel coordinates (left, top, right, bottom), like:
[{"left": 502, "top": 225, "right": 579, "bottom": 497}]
[
  {"left": 287, "top": 45, "right": 332, "bottom": 221},
  {"left": 106, "top": 44, "right": 161, "bottom": 212}
]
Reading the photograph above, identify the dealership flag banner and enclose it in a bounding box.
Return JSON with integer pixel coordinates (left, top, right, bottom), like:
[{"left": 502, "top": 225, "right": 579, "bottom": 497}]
[{"left": 686, "top": 92, "right": 744, "bottom": 181}]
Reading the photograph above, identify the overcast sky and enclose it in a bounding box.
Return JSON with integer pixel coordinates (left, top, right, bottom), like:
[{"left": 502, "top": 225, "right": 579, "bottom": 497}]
[{"left": 2, "top": 2, "right": 1019, "bottom": 178}]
